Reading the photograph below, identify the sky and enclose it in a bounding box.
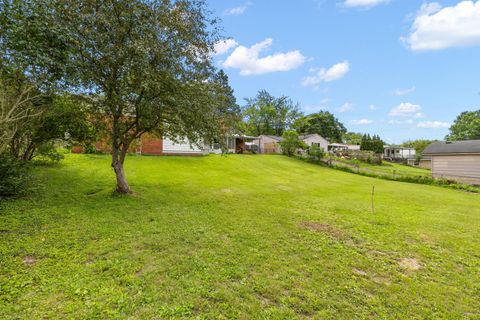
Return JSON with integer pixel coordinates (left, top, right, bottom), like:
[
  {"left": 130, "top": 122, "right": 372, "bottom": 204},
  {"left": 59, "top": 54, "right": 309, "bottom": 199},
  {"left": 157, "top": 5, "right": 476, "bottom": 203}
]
[{"left": 207, "top": 0, "right": 480, "bottom": 144}]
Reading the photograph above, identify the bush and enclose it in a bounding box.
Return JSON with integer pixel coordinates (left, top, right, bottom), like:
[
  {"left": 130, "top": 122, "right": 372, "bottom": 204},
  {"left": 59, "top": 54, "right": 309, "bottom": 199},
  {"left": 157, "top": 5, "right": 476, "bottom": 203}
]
[
  {"left": 0, "top": 154, "right": 30, "bottom": 199},
  {"left": 307, "top": 144, "right": 325, "bottom": 163}
]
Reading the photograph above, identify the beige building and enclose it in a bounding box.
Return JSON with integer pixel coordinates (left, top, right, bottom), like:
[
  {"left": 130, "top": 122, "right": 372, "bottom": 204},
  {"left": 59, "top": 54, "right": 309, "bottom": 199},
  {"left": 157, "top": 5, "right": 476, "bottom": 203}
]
[{"left": 422, "top": 140, "right": 480, "bottom": 185}]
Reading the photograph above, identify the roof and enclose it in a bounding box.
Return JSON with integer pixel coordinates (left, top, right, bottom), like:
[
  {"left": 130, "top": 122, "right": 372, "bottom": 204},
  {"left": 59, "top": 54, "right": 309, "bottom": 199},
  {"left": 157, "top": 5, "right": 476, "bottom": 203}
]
[
  {"left": 384, "top": 145, "right": 415, "bottom": 150},
  {"left": 261, "top": 135, "right": 282, "bottom": 141},
  {"left": 299, "top": 134, "right": 327, "bottom": 142},
  {"left": 422, "top": 140, "right": 480, "bottom": 155}
]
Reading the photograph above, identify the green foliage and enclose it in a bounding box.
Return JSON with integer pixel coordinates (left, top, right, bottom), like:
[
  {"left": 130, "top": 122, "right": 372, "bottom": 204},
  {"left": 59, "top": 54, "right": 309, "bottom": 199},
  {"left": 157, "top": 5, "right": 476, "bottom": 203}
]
[
  {"left": 401, "top": 139, "right": 437, "bottom": 154},
  {"left": 307, "top": 144, "right": 325, "bottom": 163},
  {"left": 9, "top": 94, "right": 96, "bottom": 161},
  {"left": 279, "top": 130, "right": 304, "bottom": 156},
  {"left": 445, "top": 110, "right": 480, "bottom": 141},
  {"left": 342, "top": 132, "right": 363, "bottom": 145},
  {"left": 242, "top": 90, "right": 302, "bottom": 136},
  {"left": 2, "top": 0, "right": 238, "bottom": 193},
  {"left": 295, "top": 111, "right": 346, "bottom": 143},
  {"left": 360, "top": 134, "right": 384, "bottom": 154},
  {"left": 0, "top": 154, "right": 29, "bottom": 199}
]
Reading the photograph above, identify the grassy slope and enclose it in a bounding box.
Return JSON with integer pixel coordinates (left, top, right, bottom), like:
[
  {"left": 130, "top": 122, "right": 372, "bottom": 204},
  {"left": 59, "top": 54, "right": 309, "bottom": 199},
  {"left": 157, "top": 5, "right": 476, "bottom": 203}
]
[{"left": 1, "top": 154, "right": 479, "bottom": 319}]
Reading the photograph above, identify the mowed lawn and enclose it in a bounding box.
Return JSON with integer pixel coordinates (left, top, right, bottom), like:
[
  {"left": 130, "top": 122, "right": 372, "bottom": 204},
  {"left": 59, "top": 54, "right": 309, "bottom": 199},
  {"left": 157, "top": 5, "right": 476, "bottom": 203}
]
[{"left": 1, "top": 154, "right": 479, "bottom": 319}]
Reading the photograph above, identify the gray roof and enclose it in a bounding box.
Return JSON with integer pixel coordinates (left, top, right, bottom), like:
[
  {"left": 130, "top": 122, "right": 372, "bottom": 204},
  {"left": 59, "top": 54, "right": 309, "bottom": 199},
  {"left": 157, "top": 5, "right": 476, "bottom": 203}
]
[{"left": 422, "top": 140, "right": 480, "bottom": 155}]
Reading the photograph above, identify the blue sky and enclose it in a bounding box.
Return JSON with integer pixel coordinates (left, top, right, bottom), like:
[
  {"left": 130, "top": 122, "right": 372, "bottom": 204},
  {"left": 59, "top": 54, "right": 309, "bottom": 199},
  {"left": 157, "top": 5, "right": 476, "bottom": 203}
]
[{"left": 208, "top": 0, "right": 480, "bottom": 143}]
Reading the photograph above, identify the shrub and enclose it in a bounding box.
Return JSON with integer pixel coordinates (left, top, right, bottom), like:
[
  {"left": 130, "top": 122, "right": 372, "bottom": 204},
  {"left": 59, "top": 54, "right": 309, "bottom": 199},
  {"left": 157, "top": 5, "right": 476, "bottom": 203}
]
[
  {"left": 279, "top": 130, "right": 305, "bottom": 157},
  {"left": 307, "top": 144, "right": 325, "bottom": 163},
  {"left": 0, "top": 154, "right": 30, "bottom": 199}
]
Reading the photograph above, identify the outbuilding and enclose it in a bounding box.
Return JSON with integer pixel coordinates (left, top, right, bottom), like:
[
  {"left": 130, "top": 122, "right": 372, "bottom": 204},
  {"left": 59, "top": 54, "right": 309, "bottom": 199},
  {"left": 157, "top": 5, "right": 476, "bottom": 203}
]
[{"left": 422, "top": 140, "right": 480, "bottom": 185}]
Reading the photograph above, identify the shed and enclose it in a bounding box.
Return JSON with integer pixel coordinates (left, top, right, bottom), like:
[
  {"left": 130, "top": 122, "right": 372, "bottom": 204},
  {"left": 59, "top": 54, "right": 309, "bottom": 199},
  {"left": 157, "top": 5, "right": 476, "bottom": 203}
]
[{"left": 422, "top": 140, "right": 480, "bottom": 185}]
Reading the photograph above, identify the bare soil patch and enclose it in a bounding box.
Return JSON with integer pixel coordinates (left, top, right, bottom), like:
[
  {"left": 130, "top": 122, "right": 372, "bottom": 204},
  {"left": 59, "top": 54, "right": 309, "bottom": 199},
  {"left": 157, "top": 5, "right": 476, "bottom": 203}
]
[
  {"left": 399, "top": 258, "right": 421, "bottom": 271},
  {"left": 22, "top": 255, "right": 36, "bottom": 266},
  {"left": 300, "top": 221, "right": 345, "bottom": 240}
]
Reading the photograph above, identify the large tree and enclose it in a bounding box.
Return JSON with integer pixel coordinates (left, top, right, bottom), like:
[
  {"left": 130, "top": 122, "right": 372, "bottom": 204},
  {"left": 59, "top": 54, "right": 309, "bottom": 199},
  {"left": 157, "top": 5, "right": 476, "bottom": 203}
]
[
  {"left": 294, "top": 111, "right": 346, "bottom": 143},
  {"left": 242, "top": 90, "right": 302, "bottom": 136},
  {"left": 446, "top": 110, "right": 480, "bottom": 141},
  {"left": 3, "top": 0, "right": 238, "bottom": 193}
]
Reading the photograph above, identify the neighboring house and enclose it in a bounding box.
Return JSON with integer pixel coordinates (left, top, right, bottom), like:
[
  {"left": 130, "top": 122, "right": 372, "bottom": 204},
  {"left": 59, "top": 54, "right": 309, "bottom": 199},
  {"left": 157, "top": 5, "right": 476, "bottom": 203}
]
[
  {"left": 422, "top": 140, "right": 480, "bottom": 185},
  {"left": 328, "top": 143, "right": 360, "bottom": 152},
  {"left": 256, "top": 134, "right": 329, "bottom": 154},
  {"left": 384, "top": 146, "right": 416, "bottom": 159},
  {"left": 257, "top": 135, "right": 283, "bottom": 154},
  {"left": 300, "top": 134, "right": 329, "bottom": 151}
]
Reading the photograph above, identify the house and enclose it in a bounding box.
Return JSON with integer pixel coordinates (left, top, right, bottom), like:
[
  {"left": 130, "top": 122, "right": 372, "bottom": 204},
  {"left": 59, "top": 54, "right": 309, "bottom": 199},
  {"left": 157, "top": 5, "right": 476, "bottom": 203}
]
[
  {"left": 256, "top": 133, "right": 329, "bottom": 154},
  {"left": 328, "top": 143, "right": 360, "bottom": 153},
  {"left": 422, "top": 140, "right": 480, "bottom": 185},
  {"left": 257, "top": 135, "right": 283, "bottom": 154},
  {"left": 299, "top": 134, "right": 329, "bottom": 151},
  {"left": 384, "top": 146, "right": 416, "bottom": 160},
  {"left": 140, "top": 135, "right": 206, "bottom": 156}
]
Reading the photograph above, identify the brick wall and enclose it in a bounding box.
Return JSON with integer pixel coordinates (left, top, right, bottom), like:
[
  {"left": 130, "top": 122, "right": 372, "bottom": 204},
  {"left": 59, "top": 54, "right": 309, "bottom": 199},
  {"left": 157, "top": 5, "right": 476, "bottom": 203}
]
[{"left": 140, "top": 134, "right": 163, "bottom": 155}]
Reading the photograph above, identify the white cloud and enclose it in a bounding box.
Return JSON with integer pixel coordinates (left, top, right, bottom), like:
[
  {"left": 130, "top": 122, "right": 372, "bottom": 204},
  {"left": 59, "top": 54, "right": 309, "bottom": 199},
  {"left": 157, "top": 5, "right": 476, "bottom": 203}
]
[
  {"left": 337, "top": 102, "right": 354, "bottom": 113},
  {"left": 351, "top": 119, "right": 373, "bottom": 125},
  {"left": 301, "top": 61, "right": 350, "bottom": 86},
  {"left": 393, "top": 86, "right": 416, "bottom": 96},
  {"left": 213, "top": 39, "right": 239, "bottom": 56},
  {"left": 222, "top": 38, "right": 306, "bottom": 76},
  {"left": 369, "top": 104, "right": 376, "bottom": 110},
  {"left": 389, "top": 119, "right": 414, "bottom": 125},
  {"left": 344, "top": 0, "right": 389, "bottom": 8},
  {"left": 389, "top": 102, "right": 422, "bottom": 117},
  {"left": 224, "top": 2, "right": 252, "bottom": 16},
  {"left": 417, "top": 121, "right": 450, "bottom": 128},
  {"left": 304, "top": 98, "right": 330, "bottom": 113},
  {"left": 402, "top": 1, "right": 480, "bottom": 51}
]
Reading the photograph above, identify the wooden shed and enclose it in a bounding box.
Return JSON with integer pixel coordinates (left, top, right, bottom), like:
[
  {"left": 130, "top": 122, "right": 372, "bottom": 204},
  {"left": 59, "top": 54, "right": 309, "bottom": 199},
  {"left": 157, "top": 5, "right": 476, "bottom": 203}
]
[{"left": 422, "top": 140, "right": 480, "bottom": 185}]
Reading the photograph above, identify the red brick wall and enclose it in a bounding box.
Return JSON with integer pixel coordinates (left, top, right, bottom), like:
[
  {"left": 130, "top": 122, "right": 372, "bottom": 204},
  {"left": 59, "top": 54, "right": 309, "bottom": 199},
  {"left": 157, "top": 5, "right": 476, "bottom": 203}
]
[{"left": 140, "top": 134, "right": 163, "bottom": 155}]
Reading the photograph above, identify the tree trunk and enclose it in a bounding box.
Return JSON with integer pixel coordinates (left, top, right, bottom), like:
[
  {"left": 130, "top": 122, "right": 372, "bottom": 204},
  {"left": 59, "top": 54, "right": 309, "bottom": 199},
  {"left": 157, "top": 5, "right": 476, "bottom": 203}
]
[{"left": 111, "top": 144, "right": 132, "bottom": 194}]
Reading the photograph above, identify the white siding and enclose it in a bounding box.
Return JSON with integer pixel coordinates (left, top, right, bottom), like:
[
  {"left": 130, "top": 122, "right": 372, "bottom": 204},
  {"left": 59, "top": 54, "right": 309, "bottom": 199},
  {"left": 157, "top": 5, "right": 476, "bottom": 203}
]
[
  {"left": 163, "top": 137, "right": 204, "bottom": 154},
  {"left": 302, "top": 134, "right": 329, "bottom": 151},
  {"left": 432, "top": 154, "right": 480, "bottom": 185}
]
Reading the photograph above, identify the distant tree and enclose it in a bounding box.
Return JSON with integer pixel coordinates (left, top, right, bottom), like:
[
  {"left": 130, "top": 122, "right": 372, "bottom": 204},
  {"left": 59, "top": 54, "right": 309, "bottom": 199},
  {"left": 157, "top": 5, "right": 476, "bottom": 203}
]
[
  {"left": 279, "top": 130, "right": 305, "bottom": 157},
  {"left": 343, "top": 132, "right": 363, "bottom": 145},
  {"left": 243, "top": 90, "right": 302, "bottom": 136},
  {"left": 446, "top": 110, "right": 480, "bottom": 141},
  {"left": 401, "top": 139, "right": 437, "bottom": 154},
  {"left": 295, "top": 111, "right": 346, "bottom": 143},
  {"left": 361, "top": 134, "right": 384, "bottom": 154}
]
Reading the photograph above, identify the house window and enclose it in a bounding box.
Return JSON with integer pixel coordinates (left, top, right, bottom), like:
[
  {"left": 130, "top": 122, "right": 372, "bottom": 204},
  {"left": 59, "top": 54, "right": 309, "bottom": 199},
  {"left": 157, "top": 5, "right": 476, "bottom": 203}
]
[{"left": 312, "top": 143, "right": 320, "bottom": 147}]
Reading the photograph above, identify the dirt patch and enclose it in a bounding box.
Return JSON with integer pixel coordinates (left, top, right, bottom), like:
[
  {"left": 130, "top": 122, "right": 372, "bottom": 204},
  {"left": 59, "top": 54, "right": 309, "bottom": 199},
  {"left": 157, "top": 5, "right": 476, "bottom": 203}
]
[
  {"left": 372, "top": 276, "right": 391, "bottom": 286},
  {"left": 22, "top": 256, "right": 36, "bottom": 266},
  {"left": 399, "top": 258, "right": 421, "bottom": 271},
  {"left": 352, "top": 268, "right": 367, "bottom": 276},
  {"left": 300, "top": 222, "right": 345, "bottom": 240},
  {"left": 220, "top": 188, "right": 232, "bottom": 193}
]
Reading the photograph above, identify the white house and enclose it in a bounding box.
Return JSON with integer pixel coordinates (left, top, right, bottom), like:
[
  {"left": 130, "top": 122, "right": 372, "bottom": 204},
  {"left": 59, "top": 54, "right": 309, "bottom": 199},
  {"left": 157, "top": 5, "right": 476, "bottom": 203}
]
[
  {"left": 256, "top": 134, "right": 329, "bottom": 154},
  {"left": 384, "top": 146, "right": 416, "bottom": 159},
  {"left": 328, "top": 143, "right": 360, "bottom": 153},
  {"left": 299, "top": 134, "right": 329, "bottom": 151}
]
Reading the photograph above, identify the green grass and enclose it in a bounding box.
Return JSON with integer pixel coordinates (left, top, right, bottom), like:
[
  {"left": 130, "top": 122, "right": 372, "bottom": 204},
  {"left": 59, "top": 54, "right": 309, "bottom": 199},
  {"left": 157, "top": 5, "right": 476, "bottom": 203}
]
[
  {"left": 1, "top": 154, "right": 479, "bottom": 319},
  {"left": 331, "top": 156, "right": 430, "bottom": 177}
]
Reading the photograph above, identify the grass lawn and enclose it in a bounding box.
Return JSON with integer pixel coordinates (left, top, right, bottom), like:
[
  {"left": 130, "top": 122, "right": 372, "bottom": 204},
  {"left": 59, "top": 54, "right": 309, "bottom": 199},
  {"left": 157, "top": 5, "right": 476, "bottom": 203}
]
[
  {"left": 331, "top": 157, "right": 431, "bottom": 177},
  {"left": 1, "top": 154, "right": 479, "bottom": 319}
]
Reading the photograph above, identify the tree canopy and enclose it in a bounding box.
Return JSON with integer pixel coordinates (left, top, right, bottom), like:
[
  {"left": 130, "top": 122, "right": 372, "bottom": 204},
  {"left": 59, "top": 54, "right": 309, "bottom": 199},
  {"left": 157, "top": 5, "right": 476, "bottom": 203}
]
[
  {"left": 294, "top": 111, "right": 346, "bottom": 143},
  {"left": 446, "top": 110, "right": 480, "bottom": 141},
  {"left": 360, "top": 134, "right": 384, "bottom": 154},
  {"left": 2, "top": 0, "right": 240, "bottom": 193},
  {"left": 242, "top": 90, "right": 302, "bottom": 137}
]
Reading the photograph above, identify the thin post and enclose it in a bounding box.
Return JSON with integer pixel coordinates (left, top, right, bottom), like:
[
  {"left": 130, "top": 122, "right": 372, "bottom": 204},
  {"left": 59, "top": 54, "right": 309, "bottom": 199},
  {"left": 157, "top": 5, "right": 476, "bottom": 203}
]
[{"left": 371, "top": 186, "right": 375, "bottom": 213}]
